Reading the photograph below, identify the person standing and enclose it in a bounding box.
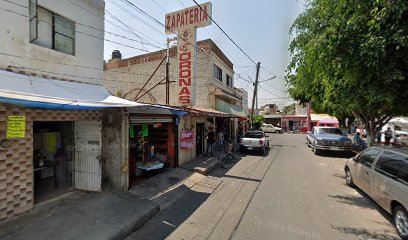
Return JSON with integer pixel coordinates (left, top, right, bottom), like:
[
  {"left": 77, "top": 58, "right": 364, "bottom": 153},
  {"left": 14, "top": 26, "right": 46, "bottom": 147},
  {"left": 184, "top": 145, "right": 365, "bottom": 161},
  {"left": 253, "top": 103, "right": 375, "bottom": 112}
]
[
  {"left": 207, "top": 128, "right": 216, "bottom": 157},
  {"left": 384, "top": 127, "right": 393, "bottom": 146}
]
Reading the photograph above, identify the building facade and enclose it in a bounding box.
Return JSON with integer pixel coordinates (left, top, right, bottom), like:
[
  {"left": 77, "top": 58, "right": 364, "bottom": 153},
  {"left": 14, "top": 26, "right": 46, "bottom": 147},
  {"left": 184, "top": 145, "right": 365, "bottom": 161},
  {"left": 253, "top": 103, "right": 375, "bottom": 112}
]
[
  {"left": 104, "top": 39, "right": 247, "bottom": 165},
  {"left": 0, "top": 0, "right": 110, "bottom": 221}
]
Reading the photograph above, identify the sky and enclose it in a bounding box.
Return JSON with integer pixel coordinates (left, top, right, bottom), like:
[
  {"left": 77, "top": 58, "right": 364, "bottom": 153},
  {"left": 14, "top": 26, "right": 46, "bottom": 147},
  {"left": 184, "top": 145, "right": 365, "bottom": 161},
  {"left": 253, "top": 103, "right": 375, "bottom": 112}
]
[{"left": 104, "top": 0, "right": 305, "bottom": 110}]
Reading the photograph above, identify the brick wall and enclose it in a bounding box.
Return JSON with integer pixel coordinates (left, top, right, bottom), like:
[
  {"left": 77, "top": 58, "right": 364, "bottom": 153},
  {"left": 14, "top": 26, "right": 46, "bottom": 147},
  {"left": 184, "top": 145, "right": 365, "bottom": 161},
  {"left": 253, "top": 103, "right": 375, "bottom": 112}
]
[{"left": 0, "top": 105, "right": 102, "bottom": 221}]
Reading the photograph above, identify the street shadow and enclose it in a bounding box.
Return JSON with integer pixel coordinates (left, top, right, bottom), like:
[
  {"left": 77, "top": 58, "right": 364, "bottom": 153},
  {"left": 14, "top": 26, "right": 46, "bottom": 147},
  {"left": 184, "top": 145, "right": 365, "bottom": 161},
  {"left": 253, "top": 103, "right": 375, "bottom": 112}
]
[
  {"left": 317, "top": 150, "right": 352, "bottom": 159},
  {"left": 129, "top": 188, "right": 211, "bottom": 240},
  {"left": 328, "top": 191, "right": 379, "bottom": 210},
  {"left": 331, "top": 172, "right": 346, "bottom": 180},
  {"left": 331, "top": 225, "right": 398, "bottom": 240},
  {"left": 328, "top": 188, "right": 394, "bottom": 223}
]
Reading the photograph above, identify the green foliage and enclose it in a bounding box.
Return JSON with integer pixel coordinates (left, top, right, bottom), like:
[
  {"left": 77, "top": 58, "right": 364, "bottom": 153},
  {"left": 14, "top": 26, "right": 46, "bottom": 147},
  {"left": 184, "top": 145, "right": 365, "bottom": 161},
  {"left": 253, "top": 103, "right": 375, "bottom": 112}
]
[
  {"left": 282, "top": 103, "right": 296, "bottom": 115},
  {"left": 287, "top": 0, "right": 408, "bottom": 145},
  {"left": 252, "top": 115, "right": 265, "bottom": 130}
]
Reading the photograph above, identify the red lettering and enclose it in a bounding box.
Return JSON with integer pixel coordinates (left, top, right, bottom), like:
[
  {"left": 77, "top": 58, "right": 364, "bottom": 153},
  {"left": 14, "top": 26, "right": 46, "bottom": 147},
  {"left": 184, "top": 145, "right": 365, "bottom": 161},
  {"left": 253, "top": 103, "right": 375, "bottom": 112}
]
[
  {"left": 189, "top": 9, "right": 194, "bottom": 24},
  {"left": 179, "top": 87, "right": 191, "bottom": 95},
  {"left": 180, "top": 12, "right": 185, "bottom": 27},
  {"left": 203, "top": 5, "right": 208, "bottom": 21},
  {"left": 179, "top": 52, "right": 191, "bottom": 61},
  {"left": 179, "top": 96, "right": 191, "bottom": 104},
  {"left": 176, "top": 13, "right": 181, "bottom": 28},
  {"left": 179, "top": 69, "right": 191, "bottom": 78},
  {"left": 179, "top": 78, "right": 191, "bottom": 87},
  {"left": 166, "top": 16, "right": 170, "bottom": 30},
  {"left": 179, "top": 61, "right": 191, "bottom": 70},
  {"left": 171, "top": 15, "right": 175, "bottom": 28},
  {"left": 185, "top": 10, "right": 189, "bottom": 26},
  {"left": 194, "top": 8, "right": 199, "bottom": 23}
]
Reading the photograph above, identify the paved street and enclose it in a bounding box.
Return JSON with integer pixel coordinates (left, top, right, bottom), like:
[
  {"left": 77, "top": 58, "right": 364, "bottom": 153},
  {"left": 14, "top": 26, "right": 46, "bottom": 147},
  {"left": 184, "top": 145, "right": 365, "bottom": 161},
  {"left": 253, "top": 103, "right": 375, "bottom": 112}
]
[{"left": 128, "top": 134, "right": 399, "bottom": 240}]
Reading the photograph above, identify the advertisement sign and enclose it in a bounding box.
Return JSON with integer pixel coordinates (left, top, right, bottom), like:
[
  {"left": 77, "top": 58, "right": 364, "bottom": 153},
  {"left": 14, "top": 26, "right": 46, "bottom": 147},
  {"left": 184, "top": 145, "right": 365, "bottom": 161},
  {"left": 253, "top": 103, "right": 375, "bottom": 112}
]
[
  {"left": 180, "top": 130, "right": 195, "bottom": 149},
  {"left": 165, "top": 2, "right": 212, "bottom": 34},
  {"left": 165, "top": 2, "right": 212, "bottom": 106},
  {"left": 7, "top": 116, "right": 26, "bottom": 139}
]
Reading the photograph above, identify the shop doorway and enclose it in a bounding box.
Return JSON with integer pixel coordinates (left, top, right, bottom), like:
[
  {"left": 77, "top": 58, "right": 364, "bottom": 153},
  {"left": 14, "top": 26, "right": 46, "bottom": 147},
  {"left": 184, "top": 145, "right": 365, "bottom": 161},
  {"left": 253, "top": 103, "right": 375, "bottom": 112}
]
[
  {"left": 289, "top": 120, "right": 294, "bottom": 131},
  {"left": 196, "top": 123, "right": 204, "bottom": 155},
  {"left": 33, "top": 122, "right": 74, "bottom": 203},
  {"left": 129, "top": 122, "right": 175, "bottom": 187}
]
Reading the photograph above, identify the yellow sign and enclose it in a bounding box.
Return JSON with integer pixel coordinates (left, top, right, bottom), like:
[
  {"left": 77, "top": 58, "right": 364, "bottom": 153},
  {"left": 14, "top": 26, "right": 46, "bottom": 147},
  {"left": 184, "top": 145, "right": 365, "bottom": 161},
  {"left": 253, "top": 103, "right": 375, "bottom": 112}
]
[
  {"left": 7, "top": 116, "right": 26, "bottom": 139},
  {"left": 46, "top": 132, "right": 57, "bottom": 153}
]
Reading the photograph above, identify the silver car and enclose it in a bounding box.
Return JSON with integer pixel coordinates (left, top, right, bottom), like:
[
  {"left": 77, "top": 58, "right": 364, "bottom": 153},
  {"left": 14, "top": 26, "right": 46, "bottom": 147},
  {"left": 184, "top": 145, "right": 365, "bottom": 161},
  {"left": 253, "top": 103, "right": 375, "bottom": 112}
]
[{"left": 344, "top": 147, "right": 408, "bottom": 239}]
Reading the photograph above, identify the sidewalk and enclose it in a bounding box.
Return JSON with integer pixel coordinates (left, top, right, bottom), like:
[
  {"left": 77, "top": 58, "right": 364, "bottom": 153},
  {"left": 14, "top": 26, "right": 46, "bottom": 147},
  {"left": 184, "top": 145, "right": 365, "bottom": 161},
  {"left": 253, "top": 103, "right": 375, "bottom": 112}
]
[
  {"left": 0, "top": 191, "right": 159, "bottom": 240},
  {"left": 0, "top": 152, "right": 226, "bottom": 240}
]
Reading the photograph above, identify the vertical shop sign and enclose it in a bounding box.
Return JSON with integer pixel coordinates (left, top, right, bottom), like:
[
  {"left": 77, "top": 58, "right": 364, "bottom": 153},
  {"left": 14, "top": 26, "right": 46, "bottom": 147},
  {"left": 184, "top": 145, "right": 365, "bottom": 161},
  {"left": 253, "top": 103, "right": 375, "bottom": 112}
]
[
  {"left": 6, "top": 116, "right": 26, "bottom": 139},
  {"left": 165, "top": 2, "right": 212, "bottom": 106}
]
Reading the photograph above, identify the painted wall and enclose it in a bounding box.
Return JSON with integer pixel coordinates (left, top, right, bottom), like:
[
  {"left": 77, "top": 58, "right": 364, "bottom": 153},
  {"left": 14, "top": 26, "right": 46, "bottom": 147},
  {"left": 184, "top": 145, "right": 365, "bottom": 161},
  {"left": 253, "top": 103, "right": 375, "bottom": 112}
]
[
  {"left": 0, "top": 0, "right": 105, "bottom": 84},
  {"left": 0, "top": 105, "right": 102, "bottom": 221}
]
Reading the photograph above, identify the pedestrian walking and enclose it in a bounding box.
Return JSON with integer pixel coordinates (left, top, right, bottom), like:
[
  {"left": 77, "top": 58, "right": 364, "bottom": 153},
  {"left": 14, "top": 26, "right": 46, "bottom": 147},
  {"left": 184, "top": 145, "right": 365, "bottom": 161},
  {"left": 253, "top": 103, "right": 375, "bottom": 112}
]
[
  {"left": 207, "top": 128, "right": 216, "bottom": 157},
  {"left": 384, "top": 127, "right": 393, "bottom": 146},
  {"left": 376, "top": 127, "right": 382, "bottom": 146},
  {"left": 217, "top": 130, "right": 224, "bottom": 151}
]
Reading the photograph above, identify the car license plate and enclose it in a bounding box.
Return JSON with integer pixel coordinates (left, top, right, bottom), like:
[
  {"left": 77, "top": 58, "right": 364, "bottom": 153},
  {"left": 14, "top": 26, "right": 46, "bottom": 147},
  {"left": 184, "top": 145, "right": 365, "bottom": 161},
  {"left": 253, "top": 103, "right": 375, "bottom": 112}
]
[
  {"left": 247, "top": 147, "right": 253, "bottom": 150},
  {"left": 330, "top": 146, "right": 340, "bottom": 150}
]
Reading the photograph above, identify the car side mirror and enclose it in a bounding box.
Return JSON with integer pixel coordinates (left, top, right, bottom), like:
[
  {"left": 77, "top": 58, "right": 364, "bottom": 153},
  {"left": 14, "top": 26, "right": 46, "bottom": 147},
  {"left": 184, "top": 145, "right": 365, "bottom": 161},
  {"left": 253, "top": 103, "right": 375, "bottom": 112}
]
[{"left": 352, "top": 156, "right": 358, "bottom": 162}]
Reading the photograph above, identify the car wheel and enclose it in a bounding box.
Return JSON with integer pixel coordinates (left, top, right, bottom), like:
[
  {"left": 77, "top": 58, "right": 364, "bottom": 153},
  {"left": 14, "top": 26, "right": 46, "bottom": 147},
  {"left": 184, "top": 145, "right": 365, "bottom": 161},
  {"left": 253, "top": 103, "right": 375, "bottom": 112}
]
[
  {"left": 393, "top": 205, "right": 408, "bottom": 240},
  {"left": 345, "top": 168, "right": 355, "bottom": 188},
  {"left": 261, "top": 146, "right": 266, "bottom": 155},
  {"left": 239, "top": 146, "right": 245, "bottom": 153}
]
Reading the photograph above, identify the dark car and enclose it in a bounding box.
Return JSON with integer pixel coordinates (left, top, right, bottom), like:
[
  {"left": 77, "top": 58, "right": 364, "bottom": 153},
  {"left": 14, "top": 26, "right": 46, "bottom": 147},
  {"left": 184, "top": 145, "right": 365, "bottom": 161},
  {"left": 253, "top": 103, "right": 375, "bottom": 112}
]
[{"left": 306, "top": 127, "right": 352, "bottom": 155}]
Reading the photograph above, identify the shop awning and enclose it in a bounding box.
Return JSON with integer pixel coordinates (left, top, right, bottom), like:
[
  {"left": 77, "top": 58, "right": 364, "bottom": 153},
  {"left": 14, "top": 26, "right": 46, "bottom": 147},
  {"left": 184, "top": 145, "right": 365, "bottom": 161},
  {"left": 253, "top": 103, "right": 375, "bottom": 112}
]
[
  {"left": 310, "top": 114, "right": 332, "bottom": 122},
  {"left": 0, "top": 70, "right": 150, "bottom": 110},
  {"left": 215, "top": 99, "right": 247, "bottom": 118},
  {"left": 186, "top": 107, "right": 230, "bottom": 117}
]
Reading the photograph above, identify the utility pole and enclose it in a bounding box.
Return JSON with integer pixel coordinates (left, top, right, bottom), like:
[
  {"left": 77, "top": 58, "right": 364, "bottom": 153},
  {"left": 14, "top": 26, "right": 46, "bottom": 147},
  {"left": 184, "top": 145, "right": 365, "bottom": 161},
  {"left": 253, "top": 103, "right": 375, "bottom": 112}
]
[
  {"left": 166, "top": 37, "right": 177, "bottom": 105},
  {"left": 250, "top": 62, "right": 261, "bottom": 124}
]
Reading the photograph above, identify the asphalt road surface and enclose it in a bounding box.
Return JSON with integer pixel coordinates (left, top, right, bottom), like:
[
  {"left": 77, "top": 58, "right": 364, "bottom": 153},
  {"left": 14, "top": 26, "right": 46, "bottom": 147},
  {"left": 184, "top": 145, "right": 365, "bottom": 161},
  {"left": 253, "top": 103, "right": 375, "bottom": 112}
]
[{"left": 128, "top": 134, "right": 399, "bottom": 240}]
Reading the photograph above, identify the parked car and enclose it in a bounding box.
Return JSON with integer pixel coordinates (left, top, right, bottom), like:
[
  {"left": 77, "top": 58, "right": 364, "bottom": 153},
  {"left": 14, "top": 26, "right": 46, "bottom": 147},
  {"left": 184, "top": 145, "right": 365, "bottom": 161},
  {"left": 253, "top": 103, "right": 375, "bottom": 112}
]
[
  {"left": 261, "top": 124, "right": 282, "bottom": 133},
  {"left": 239, "top": 131, "right": 269, "bottom": 154},
  {"left": 306, "top": 127, "right": 352, "bottom": 155},
  {"left": 344, "top": 147, "right": 408, "bottom": 240}
]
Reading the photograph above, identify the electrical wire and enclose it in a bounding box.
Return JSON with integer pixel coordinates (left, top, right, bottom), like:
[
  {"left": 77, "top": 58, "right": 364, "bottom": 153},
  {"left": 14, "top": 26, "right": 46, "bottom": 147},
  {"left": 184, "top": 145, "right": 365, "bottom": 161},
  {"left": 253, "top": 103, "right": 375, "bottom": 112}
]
[{"left": 191, "top": 0, "right": 257, "bottom": 65}]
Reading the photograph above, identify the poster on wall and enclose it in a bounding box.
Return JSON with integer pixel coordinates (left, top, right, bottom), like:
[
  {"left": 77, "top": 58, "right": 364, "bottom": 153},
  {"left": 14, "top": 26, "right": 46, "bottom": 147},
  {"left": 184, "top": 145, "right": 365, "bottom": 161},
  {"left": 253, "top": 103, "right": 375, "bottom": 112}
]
[
  {"left": 6, "top": 116, "right": 26, "bottom": 139},
  {"left": 180, "top": 130, "right": 195, "bottom": 149}
]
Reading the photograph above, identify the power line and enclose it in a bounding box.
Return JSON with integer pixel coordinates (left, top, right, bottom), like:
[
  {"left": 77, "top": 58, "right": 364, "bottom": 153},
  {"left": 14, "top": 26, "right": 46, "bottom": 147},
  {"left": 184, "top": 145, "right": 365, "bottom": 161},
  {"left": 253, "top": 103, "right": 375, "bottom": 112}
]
[{"left": 191, "top": 0, "right": 257, "bottom": 65}]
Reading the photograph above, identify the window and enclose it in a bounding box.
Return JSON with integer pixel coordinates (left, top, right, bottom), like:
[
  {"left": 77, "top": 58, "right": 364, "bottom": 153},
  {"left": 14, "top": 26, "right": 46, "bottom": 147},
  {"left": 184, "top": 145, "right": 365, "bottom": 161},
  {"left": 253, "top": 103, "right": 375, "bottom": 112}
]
[
  {"left": 244, "top": 132, "right": 264, "bottom": 138},
  {"left": 375, "top": 151, "right": 403, "bottom": 178},
  {"left": 226, "top": 74, "right": 233, "bottom": 87},
  {"left": 213, "top": 64, "right": 222, "bottom": 81},
  {"left": 358, "top": 148, "right": 381, "bottom": 168},
  {"left": 399, "top": 158, "right": 408, "bottom": 184},
  {"left": 316, "top": 128, "right": 343, "bottom": 135},
  {"left": 30, "top": 6, "right": 75, "bottom": 55}
]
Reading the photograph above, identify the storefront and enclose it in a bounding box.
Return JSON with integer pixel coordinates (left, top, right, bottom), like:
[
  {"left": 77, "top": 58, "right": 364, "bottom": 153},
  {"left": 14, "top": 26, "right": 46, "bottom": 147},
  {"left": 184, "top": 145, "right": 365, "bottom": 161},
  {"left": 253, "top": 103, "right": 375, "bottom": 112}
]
[
  {"left": 128, "top": 114, "right": 176, "bottom": 187},
  {"left": 0, "top": 70, "right": 148, "bottom": 221},
  {"left": 282, "top": 116, "right": 308, "bottom": 133}
]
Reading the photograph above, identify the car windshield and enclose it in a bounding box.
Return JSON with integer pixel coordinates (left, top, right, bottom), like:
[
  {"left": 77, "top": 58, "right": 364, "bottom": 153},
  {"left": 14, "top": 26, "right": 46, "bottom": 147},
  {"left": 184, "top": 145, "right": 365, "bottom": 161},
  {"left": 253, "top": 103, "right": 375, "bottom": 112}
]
[
  {"left": 316, "top": 128, "right": 343, "bottom": 135},
  {"left": 244, "top": 132, "right": 264, "bottom": 138}
]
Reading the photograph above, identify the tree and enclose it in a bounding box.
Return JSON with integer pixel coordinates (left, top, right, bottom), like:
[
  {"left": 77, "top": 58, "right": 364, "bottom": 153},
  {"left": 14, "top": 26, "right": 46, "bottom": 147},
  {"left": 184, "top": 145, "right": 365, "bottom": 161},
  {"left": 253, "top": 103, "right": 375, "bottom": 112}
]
[
  {"left": 282, "top": 103, "right": 296, "bottom": 115},
  {"left": 252, "top": 115, "right": 264, "bottom": 130},
  {"left": 287, "top": 0, "right": 408, "bottom": 146}
]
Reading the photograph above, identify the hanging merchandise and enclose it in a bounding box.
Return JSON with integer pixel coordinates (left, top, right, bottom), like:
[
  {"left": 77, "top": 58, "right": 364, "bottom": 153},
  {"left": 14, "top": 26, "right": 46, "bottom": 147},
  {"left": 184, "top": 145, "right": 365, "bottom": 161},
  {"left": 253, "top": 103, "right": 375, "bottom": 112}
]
[
  {"left": 130, "top": 125, "right": 134, "bottom": 138},
  {"left": 142, "top": 124, "right": 149, "bottom": 137}
]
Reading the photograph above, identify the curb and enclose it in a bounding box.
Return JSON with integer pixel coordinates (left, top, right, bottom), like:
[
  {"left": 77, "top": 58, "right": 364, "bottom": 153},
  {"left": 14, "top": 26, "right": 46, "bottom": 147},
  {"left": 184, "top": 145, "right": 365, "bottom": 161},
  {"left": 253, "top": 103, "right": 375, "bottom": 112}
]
[
  {"left": 115, "top": 203, "right": 160, "bottom": 240},
  {"left": 194, "top": 159, "right": 220, "bottom": 175}
]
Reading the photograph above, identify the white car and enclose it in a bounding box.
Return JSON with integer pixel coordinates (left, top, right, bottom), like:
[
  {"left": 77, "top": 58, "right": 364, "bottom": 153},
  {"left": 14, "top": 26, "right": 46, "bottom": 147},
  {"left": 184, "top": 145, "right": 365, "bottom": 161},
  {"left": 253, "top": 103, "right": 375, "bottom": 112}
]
[
  {"left": 261, "top": 124, "right": 282, "bottom": 133},
  {"left": 239, "top": 131, "right": 270, "bottom": 154}
]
